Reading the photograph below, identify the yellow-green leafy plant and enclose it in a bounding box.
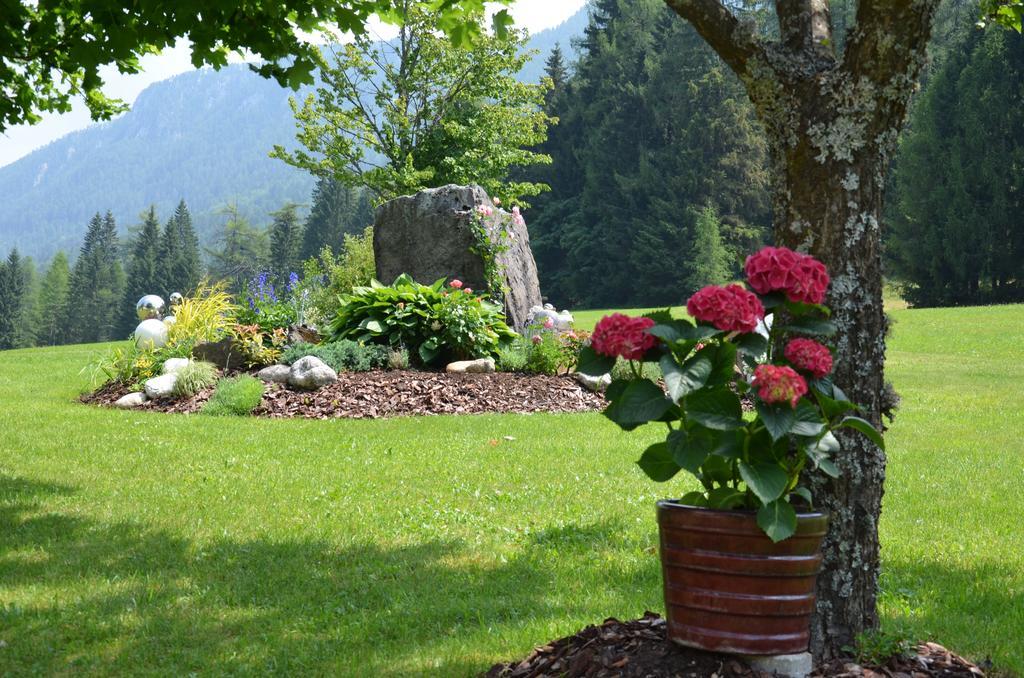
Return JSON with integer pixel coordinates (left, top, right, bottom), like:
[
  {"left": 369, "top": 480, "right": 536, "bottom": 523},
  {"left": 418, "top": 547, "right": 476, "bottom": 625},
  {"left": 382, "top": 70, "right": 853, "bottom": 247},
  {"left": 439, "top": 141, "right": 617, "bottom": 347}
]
[
  {"left": 230, "top": 324, "right": 287, "bottom": 367},
  {"left": 171, "top": 361, "right": 219, "bottom": 398},
  {"left": 168, "top": 281, "right": 237, "bottom": 351}
]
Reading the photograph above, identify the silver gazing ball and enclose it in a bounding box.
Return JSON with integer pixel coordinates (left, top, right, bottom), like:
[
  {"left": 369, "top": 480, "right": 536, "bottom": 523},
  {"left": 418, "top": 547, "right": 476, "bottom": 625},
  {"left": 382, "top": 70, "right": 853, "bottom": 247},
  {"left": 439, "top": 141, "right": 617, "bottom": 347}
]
[
  {"left": 169, "top": 292, "right": 184, "bottom": 308},
  {"left": 136, "top": 294, "right": 166, "bottom": 321}
]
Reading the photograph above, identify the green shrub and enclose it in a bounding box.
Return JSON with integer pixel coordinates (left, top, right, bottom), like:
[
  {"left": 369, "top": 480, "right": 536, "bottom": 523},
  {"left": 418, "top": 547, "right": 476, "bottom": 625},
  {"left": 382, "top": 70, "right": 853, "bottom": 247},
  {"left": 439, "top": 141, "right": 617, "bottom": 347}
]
[
  {"left": 387, "top": 348, "right": 410, "bottom": 370},
  {"left": 524, "top": 333, "right": 566, "bottom": 375},
  {"left": 300, "top": 227, "right": 376, "bottom": 324},
  {"left": 201, "top": 376, "right": 265, "bottom": 416},
  {"left": 281, "top": 340, "right": 390, "bottom": 372},
  {"left": 496, "top": 341, "right": 529, "bottom": 372},
  {"left": 327, "top": 274, "right": 517, "bottom": 366},
  {"left": 172, "top": 361, "right": 219, "bottom": 398}
]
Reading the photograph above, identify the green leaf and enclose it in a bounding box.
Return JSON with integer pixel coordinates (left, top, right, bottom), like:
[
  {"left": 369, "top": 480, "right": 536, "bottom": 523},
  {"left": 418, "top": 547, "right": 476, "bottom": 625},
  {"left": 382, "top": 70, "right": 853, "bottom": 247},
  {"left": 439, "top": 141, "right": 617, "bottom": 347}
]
[
  {"left": 678, "top": 490, "right": 709, "bottom": 507},
  {"left": 738, "top": 461, "right": 789, "bottom": 504},
  {"left": 418, "top": 342, "right": 439, "bottom": 365},
  {"left": 661, "top": 353, "right": 711, "bottom": 403},
  {"left": 755, "top": 401, "right": 796, "bottom": 441},
  {"left": 577, "top": 345, "right": 616, "bottom": 377},
  {"left": 604, "top": 379, "right": 673, "bottom": 430},
  {"left": 781, "top": 317, "right": 837, "bottom": 337},
  {"left": 757, "top": 500, "right": 798, "bottom": 542},
  {"left": 361, "top": 318, "right": 383, "bottom": 333},
  {"left": 759, "top": 292, "right": 787, "bottom": 309},
  {"left": 700, "top": 454, "right": 735, "bottom": 486},
  {"left": 705, "top": 342, "right": 738, "bottom": 387},
  {"left": 668, "top": 429, "right": 712, "bottom": 473},
  {"left": 643, "top": 308, "right": 676, "bottom": 324},
  {"left": 791, "top": 400, "right": 826, "bottom": 437},
  {"left": 648, "top": 324, "right": 682, "bottom": 344},
  {"left": 711, "top": 429, "right": 744, "bottom": 459},
  {"left": 637, "top": 442, "right": 681, "bottom": 482},
  {"left": 790, "top": 486, "right": 813, "bottom": 506},
  {"left": 686, "top": 388, "right": 744, "bottom": 430},
  {"left": 838, "top": 416, "right": 886, "bottom": 450},
  {"left": 707, "top": 486, "right": 746, "bottom": 510},
  {"left": 736, "top": 332, "right": 768, "bottom": 358}
]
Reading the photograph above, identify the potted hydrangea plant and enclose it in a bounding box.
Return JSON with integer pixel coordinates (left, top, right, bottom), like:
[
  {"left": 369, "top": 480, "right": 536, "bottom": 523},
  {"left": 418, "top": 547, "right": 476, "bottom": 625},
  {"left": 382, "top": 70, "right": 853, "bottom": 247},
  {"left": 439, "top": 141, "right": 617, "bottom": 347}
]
[{"left": 578, "top": 246, "right": 884, "bottom": 656}]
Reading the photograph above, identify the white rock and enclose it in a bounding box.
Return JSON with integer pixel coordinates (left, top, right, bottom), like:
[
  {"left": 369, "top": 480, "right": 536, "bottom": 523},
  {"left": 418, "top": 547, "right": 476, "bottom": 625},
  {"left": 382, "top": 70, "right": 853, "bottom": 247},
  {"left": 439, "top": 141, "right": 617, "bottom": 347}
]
[
  {"left": 575, "top": 371, "right": 612, "bottom": 392},
  {"left": 144, "top": 373, "right": 178, "bottom": 399},
  {"left": 446, "top": 358, "right": 496, "bottom": 374},
  {"left": 743, "top": 653, "right": 813, "bottom": 678},
  {"left": 288, "top": 356, "right": 338, "bottom": 390},
  {"left": 162, "top": 358, "right": 191, "bottom": 374},
  {"left": 258, "top": 364, "right": 292, "bottom": 384},
  {"left": 114, "top": 391, "right": 149, "bottom": 408}
]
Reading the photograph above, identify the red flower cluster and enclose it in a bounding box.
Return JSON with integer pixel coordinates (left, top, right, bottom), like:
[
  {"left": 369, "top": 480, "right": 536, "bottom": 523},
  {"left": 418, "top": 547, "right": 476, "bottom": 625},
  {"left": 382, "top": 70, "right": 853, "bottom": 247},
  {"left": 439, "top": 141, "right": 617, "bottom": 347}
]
[
  {"left": 753, "top": 364, "right": 808, "bottom": 408},
  {"left": 686, "top": 284, "right": 764, "bottom": 334},
  {"left": 592, "top": 313, "right": 657, "bottom": 361},
  {"left": 784, "top": 338, "right": 833, "bottom": 378},
  {"left": 744, "top": 247, "right": 830, "bottom": 304}
]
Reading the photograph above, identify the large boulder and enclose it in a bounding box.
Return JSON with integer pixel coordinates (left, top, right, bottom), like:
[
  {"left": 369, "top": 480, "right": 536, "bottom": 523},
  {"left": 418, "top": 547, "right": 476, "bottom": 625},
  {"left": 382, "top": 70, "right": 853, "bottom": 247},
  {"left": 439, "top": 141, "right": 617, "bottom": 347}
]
[
  {"left": 373, "top": 184, "right": 542, "bottom": 330},
  {"left": 288, "top": 356, "right": 338, "bottom": 390}
]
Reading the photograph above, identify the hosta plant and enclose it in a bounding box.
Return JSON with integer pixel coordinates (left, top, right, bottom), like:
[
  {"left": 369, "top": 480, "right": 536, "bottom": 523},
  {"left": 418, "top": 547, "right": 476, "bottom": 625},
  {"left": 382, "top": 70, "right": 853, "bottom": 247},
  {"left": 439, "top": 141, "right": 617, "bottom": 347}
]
[{"left": 579, "top": 246, "right": 884, "bottom": 542}]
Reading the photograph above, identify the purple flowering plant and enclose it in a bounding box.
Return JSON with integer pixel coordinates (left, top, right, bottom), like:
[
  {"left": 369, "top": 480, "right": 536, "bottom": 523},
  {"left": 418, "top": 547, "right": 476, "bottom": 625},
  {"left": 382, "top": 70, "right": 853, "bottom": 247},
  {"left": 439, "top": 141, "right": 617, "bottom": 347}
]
[{"left": 236, "top": 271, "right": 299, "bottom": 333}]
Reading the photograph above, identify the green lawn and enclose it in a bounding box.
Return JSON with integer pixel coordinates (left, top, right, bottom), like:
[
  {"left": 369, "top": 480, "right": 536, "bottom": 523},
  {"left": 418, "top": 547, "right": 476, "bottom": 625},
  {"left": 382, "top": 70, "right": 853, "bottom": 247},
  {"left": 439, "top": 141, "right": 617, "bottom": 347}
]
[{"left": 1, "top": 303, "right": 1022, "bottom": 676}]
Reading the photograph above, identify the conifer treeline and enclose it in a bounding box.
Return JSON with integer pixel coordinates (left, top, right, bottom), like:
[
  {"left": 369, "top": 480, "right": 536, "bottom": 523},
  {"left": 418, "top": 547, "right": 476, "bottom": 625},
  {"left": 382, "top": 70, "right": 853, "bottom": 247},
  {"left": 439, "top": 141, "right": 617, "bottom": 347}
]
[{"left": 0, "top": 178, "right": 371, "bottom": 349}]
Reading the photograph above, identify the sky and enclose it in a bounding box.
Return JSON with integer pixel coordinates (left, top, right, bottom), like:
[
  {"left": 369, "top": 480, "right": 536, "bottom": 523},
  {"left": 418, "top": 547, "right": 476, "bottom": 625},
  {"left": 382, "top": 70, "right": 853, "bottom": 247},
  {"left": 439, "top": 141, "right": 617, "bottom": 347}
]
[{"left": 0, "top": 0, "right": 587, "bottom": 168}]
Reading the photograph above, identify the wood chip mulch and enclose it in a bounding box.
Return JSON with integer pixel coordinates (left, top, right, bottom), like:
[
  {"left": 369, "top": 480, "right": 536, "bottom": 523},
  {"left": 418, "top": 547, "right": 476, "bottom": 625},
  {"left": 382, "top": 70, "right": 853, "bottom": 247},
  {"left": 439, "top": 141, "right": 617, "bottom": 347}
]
[
  {"left": 485, "top": 613, "right": 988, "bottom": 678},
  {"left": 81, "top": 370, "right": 605, "bottom": 419}
]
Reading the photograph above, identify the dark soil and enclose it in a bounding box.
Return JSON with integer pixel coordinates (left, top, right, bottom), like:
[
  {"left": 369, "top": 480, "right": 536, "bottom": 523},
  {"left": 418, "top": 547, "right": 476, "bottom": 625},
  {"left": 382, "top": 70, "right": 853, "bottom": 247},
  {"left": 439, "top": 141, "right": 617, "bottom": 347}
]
[
  {"left": 485, "top": 613, "right": 987, "bottom": 678},
  {"left": 81, "top": 370, "right": 605, "bottom": 419}
]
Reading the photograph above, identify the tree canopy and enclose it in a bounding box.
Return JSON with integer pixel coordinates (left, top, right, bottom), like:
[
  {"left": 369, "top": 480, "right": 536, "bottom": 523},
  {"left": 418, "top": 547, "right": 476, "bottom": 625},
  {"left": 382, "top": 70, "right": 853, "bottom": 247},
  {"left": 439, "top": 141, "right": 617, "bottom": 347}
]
[{"left": 1, "top": 0, "right": 511, "bottom": 131}]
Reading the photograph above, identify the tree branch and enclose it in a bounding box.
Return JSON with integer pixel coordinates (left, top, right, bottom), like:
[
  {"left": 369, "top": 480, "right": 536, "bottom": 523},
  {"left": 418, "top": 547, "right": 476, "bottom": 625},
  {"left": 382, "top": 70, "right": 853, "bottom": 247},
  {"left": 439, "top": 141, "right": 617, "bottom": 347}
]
[
  {"left": 841, "top": 0, "right": 938, "bottom": 84},
  {"left": 776, "top": 0, "right": 835, "bottom": 58},
  {"left": 662, "top": 0, "right": 763, "bottom": 77}
]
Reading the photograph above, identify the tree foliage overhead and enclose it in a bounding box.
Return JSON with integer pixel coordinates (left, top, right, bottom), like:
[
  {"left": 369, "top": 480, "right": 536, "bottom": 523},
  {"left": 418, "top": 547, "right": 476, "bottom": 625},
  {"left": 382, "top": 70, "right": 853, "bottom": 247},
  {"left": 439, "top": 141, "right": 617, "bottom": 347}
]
[
  {"left": 271, "top": 2, "right": 553, "bottom": 203},
  {"left": 1, "top": 0, "right": 512, "bottom": 132}
]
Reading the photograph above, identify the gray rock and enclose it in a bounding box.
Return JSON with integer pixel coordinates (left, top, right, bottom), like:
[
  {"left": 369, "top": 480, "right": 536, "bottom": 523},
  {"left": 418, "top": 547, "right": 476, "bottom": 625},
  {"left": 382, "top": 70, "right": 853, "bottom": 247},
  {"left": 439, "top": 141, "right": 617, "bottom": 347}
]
[
  {"left": 742, "top": 653, "right": 813, "bottom": 678},
  {"left": 257, "top": 364, "right": 292, "bottom": 384},
  {"left": 288, "top": 356, "right": 338, "bottom": 390},
  {"left": 446, "top": 358, "right": 496, "bottom": 374},
  {"left": 373, "top": 184, "right": 542, "bottom": 330},
  {"left": 162, "top": 357, "right": 191, "bottom": 374},
  {"left": 192, "top": 337, "right": 244, "bottom": 371},
  {"left": 114, "top": 391, "right": 149, "bottom": 408},
  {"left": 144, "top": 373, "right": 178, "bottom": 399},
  {"left": 575, "top": 371, "right": 612, "bottom": 392}
]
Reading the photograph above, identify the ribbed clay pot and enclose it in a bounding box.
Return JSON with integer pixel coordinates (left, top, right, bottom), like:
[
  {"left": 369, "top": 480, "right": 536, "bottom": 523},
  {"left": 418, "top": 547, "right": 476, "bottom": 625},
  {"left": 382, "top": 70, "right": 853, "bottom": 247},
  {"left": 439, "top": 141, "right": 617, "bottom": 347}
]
[{"left": 656, "top": 501, "right": 829, "bottom": 656}]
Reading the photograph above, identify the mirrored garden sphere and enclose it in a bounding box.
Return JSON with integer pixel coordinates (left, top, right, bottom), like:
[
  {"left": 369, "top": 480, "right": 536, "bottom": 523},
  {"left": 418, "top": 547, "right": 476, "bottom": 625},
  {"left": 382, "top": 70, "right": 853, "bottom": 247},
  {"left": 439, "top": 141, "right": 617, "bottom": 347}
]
[
  {"left": 136, "top": 295, "right": 166, "bottom": 321},
  {"left": 163, "top": 315, "right": 177, "bottom": 327},
  {"left": 135, "top": 319, "right": 169, "bottom": 349},
  {"left": 169, "top": 292, "right": 184, "bottom": 308}
]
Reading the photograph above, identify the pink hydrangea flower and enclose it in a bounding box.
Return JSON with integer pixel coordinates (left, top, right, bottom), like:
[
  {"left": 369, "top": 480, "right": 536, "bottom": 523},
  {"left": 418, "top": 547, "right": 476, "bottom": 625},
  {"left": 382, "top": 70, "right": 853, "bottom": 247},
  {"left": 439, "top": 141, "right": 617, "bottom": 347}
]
[
  {"left": 543, "top": 317, "right": 554, "bottom": 329},
  {"left": 744, "top": 246, "right": 830, "bottom": 305},
  {"left": 449, "top": 280, "right": 463, "bottom": 289},
  {"left": 753, "top": 364, "right": 808, "bottom": 408},
  {"left": 591, "top": 314, "right": 657, "bottom": 361},
  {"left": 784, "top": 338, "right": 833, "bottom": 378},
  {"left": 686, "top": 284, "right": 764, "bottom": 334}
]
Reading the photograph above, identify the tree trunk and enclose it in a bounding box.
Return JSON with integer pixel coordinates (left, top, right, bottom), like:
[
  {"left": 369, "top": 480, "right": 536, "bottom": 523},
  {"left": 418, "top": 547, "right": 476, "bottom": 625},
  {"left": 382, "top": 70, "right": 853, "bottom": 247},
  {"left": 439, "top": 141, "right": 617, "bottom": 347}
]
[{"left": 663, "top": 0, "right": 940, "bottom": 659}]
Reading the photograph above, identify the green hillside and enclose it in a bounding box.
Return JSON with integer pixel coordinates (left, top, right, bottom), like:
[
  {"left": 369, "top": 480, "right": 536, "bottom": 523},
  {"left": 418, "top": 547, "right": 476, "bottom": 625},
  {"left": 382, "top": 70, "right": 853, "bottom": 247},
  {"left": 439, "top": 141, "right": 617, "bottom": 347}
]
[{"left": 0, "top": 303, "right": 1021, "bottom": 674}]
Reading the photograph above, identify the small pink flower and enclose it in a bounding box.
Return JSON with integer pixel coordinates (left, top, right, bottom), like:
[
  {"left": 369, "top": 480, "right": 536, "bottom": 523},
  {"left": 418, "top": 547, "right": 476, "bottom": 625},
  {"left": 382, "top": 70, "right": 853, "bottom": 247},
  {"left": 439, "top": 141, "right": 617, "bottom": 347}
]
[
  {"left": 531, "top": 335, "right": 542, "bottom": 344},
  {"left": 475, "top": 205, "right": 493, "bottom": 217},
  {"left": 511, "top": 205, "right": 525, "bottom": 227},
  {"left": 449, "top": 280, "right": 463, "bottom": 289},
  {"left": 464, "top": 287, "right": 473, "bottom": 294},
  {"left": 543, "top": 317, "right": 554, "bottom": 329},
  {"left": 492, "top": 197, "right": 501, "bottom": 206}
]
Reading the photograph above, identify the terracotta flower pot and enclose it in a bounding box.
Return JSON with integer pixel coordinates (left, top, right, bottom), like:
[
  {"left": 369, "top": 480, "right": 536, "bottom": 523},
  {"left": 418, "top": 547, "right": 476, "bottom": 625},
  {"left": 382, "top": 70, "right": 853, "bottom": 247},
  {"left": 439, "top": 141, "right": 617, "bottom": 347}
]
[{"left": 656, "top": 500, "right": 829, "bottom": 656}]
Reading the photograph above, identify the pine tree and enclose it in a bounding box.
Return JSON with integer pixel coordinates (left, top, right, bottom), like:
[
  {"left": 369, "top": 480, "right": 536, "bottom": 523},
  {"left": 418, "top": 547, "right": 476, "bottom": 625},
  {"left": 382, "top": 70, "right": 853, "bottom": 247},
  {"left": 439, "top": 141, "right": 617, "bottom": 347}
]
[
  {"left": 687, "top": 205, "right": 731, "bottom": 290},
  {"left": 120, "top": 206, "right": 164, "bottom": 334},
  {"left": 15, "top": 256, "right": 40, "bottom": 348},
  {"left": 66, "top": 212, "right": 126, "bottom": 343},
  {"left": 35, "top": 252, "right": 71, "bottom": 346},
  {"left": 0, "top": 249, "right": 26, "bottom": 350},
  {"left": 207, "top": 203, "right": 269, "bottom": 293},
  {"left": 300, "top": 178, "right": 373, "bottom": 260},
  {"left": 158, "top": 199, "right": 203, "bottom": 296},
  {"left": 268, "top": 202, "right": 304, "bottom": 278}
]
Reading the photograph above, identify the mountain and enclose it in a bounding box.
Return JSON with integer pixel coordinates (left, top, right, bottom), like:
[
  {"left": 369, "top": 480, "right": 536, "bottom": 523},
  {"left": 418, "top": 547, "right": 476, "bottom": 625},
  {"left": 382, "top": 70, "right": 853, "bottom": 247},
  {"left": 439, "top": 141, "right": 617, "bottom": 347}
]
[{"left": 0, "top": 9, "right": 587, "bottom": 262}]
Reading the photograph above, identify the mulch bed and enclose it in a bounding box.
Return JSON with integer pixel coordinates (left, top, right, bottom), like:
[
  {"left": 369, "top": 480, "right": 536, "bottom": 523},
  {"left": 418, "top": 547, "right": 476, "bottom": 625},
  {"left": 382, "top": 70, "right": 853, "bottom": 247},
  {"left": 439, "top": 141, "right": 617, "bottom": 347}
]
[
  {"left": 81, "top": 370, "right": 605, "bottom": 419},
  {"left": 485, "top": 613, "right": 987, "bottom": 678}
]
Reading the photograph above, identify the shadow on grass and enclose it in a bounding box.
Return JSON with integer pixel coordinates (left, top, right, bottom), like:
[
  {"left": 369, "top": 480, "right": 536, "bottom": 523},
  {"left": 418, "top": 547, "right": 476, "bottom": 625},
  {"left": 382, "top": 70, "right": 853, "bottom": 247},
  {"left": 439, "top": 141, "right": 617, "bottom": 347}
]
[
  {"left": 880, "top": 559, "right": 1023, "bottom": 675},
  {"left": 0, "top": 475, "right": 647, "bottom": 676}
]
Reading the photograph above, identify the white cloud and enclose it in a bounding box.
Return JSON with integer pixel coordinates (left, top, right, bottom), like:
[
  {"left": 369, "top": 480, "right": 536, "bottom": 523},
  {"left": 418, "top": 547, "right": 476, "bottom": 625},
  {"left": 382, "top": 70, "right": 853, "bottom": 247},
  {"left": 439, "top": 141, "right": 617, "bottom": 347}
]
[{"left": 0, "top": 0, "right": 586, "bottom": 168}]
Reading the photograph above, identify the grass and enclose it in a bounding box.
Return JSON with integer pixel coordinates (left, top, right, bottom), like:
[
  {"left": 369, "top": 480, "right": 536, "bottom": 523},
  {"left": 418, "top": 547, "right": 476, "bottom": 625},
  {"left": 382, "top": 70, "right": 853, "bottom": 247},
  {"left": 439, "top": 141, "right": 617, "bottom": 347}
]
[{"left": 1, "top": 303, "right": 1022, "bottom": 675}]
